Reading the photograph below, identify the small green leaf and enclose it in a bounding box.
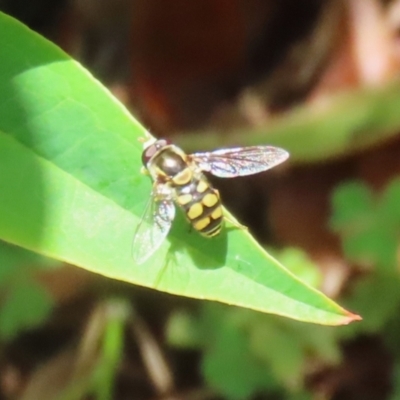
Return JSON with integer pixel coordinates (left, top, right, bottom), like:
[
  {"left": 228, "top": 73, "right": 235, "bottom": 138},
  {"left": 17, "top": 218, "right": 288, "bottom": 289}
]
[
  {"left": 92, "top": 300, "right": 127, "bottom": 400},
  {"left": 0, "top": 12, "right": 358, "bottom": 325},
  {"left": 331, "top": 179, "right": 400, "bottom": 271},
  {"left": 249, "top": 321, "right": 305, "bottom": 388},
  {"left": 343, "top": 275, "right": 400, "bottom": 334},
  {"left": 0, "top": 241, "right": 61, "bottom": 282},
  {"left": 380, "top": 179, "right": 400, "bottom": 224},
  {"left": 166, "top": 309, "right": 202, "bottom": 349},
  {"left": 343, "top": 228, "right": 397, "bottom": 270},
  {"left": 330, "top": 181, "right": 374, "bottom": 231},
  {"left": 202, "top": 322, "right": 275, "bottom": 399},
  {"left": 0, "top": 281, "right": 53, "bottom": 338},
  {"left": 198, "top": 305, "right": 341, "bottom": 395}
]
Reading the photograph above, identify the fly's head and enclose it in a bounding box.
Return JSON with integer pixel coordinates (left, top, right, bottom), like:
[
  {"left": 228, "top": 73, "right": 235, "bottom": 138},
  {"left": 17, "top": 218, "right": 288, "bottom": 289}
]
[{"left": 141, "top": 138, "right": 172, "bottom": 167}]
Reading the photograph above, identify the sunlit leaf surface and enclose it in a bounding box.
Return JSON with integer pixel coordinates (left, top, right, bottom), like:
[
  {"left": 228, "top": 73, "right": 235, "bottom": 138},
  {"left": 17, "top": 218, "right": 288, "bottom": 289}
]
[{"left": 0, "top": 12, "right": 359, "bottom": 325}]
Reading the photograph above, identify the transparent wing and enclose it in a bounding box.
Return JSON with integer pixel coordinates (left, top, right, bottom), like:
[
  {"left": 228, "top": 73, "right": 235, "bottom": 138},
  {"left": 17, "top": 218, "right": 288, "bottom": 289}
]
[
  {"left": 191, "top": 146, "right": 289, "bottom": 178},
  {"left": 132, "top": 188, "right": 175, "bottom": 265}
]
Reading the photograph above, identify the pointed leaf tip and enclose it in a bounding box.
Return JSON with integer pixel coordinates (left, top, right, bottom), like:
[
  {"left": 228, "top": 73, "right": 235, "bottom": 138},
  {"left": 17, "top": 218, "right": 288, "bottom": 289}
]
[
  {"left": 339, "top": 310, "right": 362, "bottom": 326},
  {"left": 0, "top": 12, "right": 362, "bottom": 326}
]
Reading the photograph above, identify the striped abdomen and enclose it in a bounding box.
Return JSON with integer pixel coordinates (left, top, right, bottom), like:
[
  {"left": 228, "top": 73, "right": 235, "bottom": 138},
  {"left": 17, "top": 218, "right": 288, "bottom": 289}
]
[{"left": 173, "top": 171, "right": 223, "bottom": 237}]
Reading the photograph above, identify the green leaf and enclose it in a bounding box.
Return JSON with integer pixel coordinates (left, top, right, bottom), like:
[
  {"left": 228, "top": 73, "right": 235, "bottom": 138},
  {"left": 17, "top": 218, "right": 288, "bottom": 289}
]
[
  {"left": 176, "top": 80, "right": 400, "bottom": 163},
  {"left": 249, "top": 321, "right": 305, "bottom": 388},
  {"left": 0, "top": 281, "right": 53, "bottom": 338},
  {"left": 388, "top": 362, "right": 400, "bottom": 400},
  {"left": 197, "top": 304, "right": 340, "bottom": 395},
  {"left": 0, "top": 241, "right": 56, "bottom": 339},
  {"left": 330, "top": 181, "right": 374, "bottom": 231},
  {"left": 342, "top": 275, "right": 400, "bottom": 335},
  {"left": 0, "top": 241, "right": 61, "bottom": 282},
  {"left": 380, "top": 179, "right": 400, "bottom": 225},
  {"left": 202, "top": 321, "right": 275, "bottom": 400},
  {"left": 166, "top": 309, "right": 202, "bottom": 349},
  {"left": 343, "top": 228, "right": 398, "bottom": 270},
  {"left": 0, "top": 12, "right": 358, "bottom": 325},
  {"left": 92, "top": 300, "right": 127, "bottom": 400},
  {"left": 331, "top": 179, "right": 400, "bottom": 271}
]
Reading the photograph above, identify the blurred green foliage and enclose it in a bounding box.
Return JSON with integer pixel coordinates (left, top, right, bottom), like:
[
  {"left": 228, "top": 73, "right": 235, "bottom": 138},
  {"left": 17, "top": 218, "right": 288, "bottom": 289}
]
[
  {"left": 331, "top": 179, "right": 400, "bottom": 271},
  {"left": 322, "top": 178, "right": 400, "bottom": 400},
  {"left": 167, "top": 249, "right": 343, "bottom": 399},
  {"left": 166, "top": 177, "right": 400, "bottom": 399},
  {"left": 0, "top": 240, "right": 57, "bottom": 338},
  {"left": 331, "top": 179, "right": 400, "bottom": 338},
  {"left": 168, "top": 301, "right": 343, "bottom": 399}
]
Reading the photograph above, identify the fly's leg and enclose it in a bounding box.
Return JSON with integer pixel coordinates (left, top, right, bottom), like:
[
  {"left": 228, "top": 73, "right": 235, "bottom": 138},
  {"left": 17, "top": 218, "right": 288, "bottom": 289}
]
[
  {"left": 137, "top": 131, "right": 153, "bottom": 143},
  {"left": 153, "top": 251, "right": 178, "bottom": 288},
  {"left": 154, "top": 181, "right": 173, "bottom": 201},
  {"left": 138, "top": 132, "right": 157, "bottom": 150},
  {"left": 141, "top": 166, "right": 150, "bottom": 175}
]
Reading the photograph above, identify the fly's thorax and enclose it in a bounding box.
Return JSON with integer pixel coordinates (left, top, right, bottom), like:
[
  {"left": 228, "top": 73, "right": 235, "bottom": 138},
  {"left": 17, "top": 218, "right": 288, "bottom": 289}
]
[
  {"left": 146, "top": 145, "right": 193, "bottom": 184},
  {"left": 175, "top": 176, "right": 223, "bottom": 237}
]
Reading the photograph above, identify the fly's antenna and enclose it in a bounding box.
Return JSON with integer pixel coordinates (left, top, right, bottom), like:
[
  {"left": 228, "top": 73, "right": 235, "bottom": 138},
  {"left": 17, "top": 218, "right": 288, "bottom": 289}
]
[{"left": 138, "top": 131, "right": 156, "bottom": 150}]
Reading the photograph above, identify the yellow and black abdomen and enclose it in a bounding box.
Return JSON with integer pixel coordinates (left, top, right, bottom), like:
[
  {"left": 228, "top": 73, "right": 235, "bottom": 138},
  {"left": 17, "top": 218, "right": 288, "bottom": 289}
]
[
  {"left": 174, "top": 174, "right": 223, "bottom": 237},
  {"left": 149, "top": 145, "right": 223, "bottom": 237}
]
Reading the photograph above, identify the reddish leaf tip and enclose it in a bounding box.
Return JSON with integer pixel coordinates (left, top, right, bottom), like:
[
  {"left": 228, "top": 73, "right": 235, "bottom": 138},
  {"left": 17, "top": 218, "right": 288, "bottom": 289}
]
[{"left": 339, "top": 310, "right": 362, "bottom": 325}]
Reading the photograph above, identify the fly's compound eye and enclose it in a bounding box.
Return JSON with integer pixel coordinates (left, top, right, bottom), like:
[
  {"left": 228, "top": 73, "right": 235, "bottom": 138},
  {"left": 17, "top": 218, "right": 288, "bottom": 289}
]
[
  {"left": 141, "top": 139, "right": 171, "bottom": 166},
  {"left": 142, "top": 144, "right": 157, "bottom": 166}
]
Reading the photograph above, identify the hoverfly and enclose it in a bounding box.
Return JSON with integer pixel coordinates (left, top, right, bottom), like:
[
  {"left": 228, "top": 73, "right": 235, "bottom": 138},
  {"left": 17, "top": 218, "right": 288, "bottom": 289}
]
[{"left": 132, "top": 137, "right": 289, "bottom": 264}]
